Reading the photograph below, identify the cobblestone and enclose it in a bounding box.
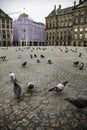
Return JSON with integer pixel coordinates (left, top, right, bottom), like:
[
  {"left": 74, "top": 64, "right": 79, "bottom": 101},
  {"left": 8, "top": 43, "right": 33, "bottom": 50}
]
[{"left": 0, "top": 46, "right": 87, "bottom": 130}]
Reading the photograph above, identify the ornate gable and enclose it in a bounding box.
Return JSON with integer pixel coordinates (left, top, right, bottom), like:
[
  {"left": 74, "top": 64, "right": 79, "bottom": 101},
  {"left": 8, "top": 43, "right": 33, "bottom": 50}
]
[{"left": 75, "top": 0, "right": 87, "bottom": 9}]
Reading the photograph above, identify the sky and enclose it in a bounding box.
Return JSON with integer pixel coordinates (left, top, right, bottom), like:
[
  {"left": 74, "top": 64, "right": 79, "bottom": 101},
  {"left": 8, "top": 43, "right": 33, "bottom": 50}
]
[{"left": 0, "top": 0, "right": 79, "bottom": 24}]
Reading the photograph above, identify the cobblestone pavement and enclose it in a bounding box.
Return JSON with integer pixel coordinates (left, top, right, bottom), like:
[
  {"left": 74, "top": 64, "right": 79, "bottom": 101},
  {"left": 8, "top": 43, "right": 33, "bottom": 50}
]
[{"left": 0, "top": 47, "right": 87, "bottom": 130}]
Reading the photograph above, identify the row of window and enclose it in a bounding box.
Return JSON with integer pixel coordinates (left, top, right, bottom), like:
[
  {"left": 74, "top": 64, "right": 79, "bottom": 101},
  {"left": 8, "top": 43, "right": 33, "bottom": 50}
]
[
  {"left": 46, "top": 33, "right": 87, "bottom": 40},
  {"left": 75, "top": 17, "right": 87, "bottom": 24},
  {"left": 74, "top": 27, "right": 87, "bottom": 32},
  {"left": 46, "top": 17, "right": 87, "bottom": 28},
  {"left": 74, "top": 33, "right": 87, "bottom": 39}
]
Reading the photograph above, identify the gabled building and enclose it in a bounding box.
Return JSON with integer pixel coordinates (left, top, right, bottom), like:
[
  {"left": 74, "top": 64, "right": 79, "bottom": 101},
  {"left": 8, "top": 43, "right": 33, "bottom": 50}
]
[
  {"left": 45, "top": 0, "right": 87, "bottom": 46},
  {"left": 13, "top": 13, "right": 46, "bottom": 46},
  {"left": 0, "top": 9, "right": 13, "bottom": 46}
]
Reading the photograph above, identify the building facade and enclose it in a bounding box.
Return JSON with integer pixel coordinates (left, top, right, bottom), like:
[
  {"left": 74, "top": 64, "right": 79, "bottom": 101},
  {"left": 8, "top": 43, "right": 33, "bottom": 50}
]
[
  {"left": 0, "top": 9, "right": 13, "bottom": 46},
  {"left": 45, "top": 0, "right": 87, "bottom": 46},
  {"left": 13, "top": 13, "right": 46, "bottom": 46}
]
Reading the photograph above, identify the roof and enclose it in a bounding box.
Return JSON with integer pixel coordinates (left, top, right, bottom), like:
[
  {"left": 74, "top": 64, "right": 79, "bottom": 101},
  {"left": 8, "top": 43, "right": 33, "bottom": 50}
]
[
  {"left": 47, "top": 6, "right": 73, "bottom": 17},
  {"left": 47, "top": 0, "right": 87, "bottom": 18},
  {"left": 20, "top": 13, "right": 28, "bottom": 17},
  {"left": 0, "top": 9, "right": 13, "bottom": 20}
]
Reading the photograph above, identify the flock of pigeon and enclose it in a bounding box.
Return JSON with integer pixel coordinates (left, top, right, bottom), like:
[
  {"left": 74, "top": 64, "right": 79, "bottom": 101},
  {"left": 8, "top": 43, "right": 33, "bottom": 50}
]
[
  {"left": 1, "top": 46, "right": 87, "bottom": 111},
  {"left": 8, "top": 70, "right": 87, "bottom": 111}
]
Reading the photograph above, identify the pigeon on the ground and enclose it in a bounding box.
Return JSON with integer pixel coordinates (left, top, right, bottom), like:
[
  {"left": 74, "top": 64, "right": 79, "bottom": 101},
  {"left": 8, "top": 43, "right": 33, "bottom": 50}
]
[
  {"left": 26, "top": 82, "right": 34, "bottom": 93},
  {"left": 73, "top": 61, "right": 79, "bottom": 67},
  {"left": 21, "top": 61, "right": 27, "bottom": 67},
  {"left": 79, "top": 53, "right": 82, "bottom": 57},
  {"left": 37, "top": 59, "right": 40, "bottom": 63},
  {"left": 48, "top": 60, "right": 52, "bottom": 64},
  {"left": 79, "top": 63, "right": 84, "bottom": 70},
  {"left": 64, "top": 98, "right": 87, "bottom": 109},
  {"left": 9, "top": 72, "right": 17, "bottom": 82},
  {"left": 48, "top": 81, "right": 68, "bottom": 93},
  {"left": 13, "top": 81, "right": 21, "bottom": 99},
  {"left": 0, "top": 56, "right": 6, "bottom": 61}
]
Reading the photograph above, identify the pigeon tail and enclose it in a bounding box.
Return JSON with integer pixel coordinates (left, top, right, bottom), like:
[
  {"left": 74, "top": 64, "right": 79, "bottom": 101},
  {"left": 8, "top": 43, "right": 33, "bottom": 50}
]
[
  {"left": 48, "top": 87, "right": 56, "bottom": 92},
  {"left": 62, "top": 81, "right": 68, "bottom": 86}
]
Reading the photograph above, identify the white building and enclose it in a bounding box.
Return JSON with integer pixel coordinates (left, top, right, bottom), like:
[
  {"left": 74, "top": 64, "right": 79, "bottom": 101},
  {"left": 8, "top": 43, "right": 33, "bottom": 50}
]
[{"left": 13, "top": 13, "right": 46, "bottom": 46}]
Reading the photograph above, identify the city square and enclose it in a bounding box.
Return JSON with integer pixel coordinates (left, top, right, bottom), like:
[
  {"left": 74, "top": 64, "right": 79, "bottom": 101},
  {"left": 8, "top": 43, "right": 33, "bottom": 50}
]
[{"left": 0, "top": 46, "right": 87, "bottom": 130}]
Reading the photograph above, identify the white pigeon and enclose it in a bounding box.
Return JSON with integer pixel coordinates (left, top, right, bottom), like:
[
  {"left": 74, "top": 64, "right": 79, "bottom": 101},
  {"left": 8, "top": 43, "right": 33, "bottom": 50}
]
[
  {"left": 26, "top": 82, "right": 34, "bottom": 93},
  {"left": 48, "top": 81, "right": 68, "bottom": 93},
  {"left": 9, "top": 72, "right": 17, "bottom": 82}
]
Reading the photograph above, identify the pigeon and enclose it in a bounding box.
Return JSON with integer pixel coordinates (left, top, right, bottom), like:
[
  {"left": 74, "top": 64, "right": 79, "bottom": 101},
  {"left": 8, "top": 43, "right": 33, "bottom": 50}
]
[
  {"left": 79, "top": 63, "right": 84, "bottom": 70},
  {"left": 0, "top": 56, "right": 6, "bottom": 61},
  {"left": 64, "top": 98, "right": 87, "bottom": 109},
  {"left": 26, "top": 82, "right": 34, "bottom": 93},
  {"left": 40, "top": 54, "right": 45, "bottom": 58},
  {"left": 9, "top": 72, "right": 17, "bottom": 82},
  {"left": 48, "top": 60, "right": 52, "bottom": 64},
  {"left": 37, "top": 59, "right": 40, "bottom": 63},
  {"left": 73, "top": 61, "right": 79, "bottom": 67},
  {"left": 13, "top": 81, "right": 21, "bottom": 99},
  {"left": 79, "top": 53, "right": 82, "bottom": 57},
  {"left": 34, "top": 54, "right": 37, "bottom": 58},
  {"left": 48, "top": 81, "right": 68, "bottom": 93},
  {"left": 21, "top": 61, "right": 27, "bottom": 67},
  {"left": 30, "top": 54, "right": 33, "bottom": 58}
]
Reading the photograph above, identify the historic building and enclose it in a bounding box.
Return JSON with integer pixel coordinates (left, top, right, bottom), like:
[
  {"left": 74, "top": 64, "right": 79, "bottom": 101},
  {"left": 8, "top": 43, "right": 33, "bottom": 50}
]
[
  {"left": 13, "top": 13, "right": 46, "bottom": 46},
  {"left": 0, "top": 9, "right": 13, "bottom": 46},
  {"left": 45, "top": 0, "right": 87, "bottom": 46}
]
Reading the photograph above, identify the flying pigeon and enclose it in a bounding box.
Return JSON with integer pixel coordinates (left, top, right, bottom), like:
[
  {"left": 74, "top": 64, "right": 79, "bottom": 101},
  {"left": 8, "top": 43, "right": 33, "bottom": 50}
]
[
  {"left": 13, "top": 81, "right": 21, "bottom": 99},
  {"left": 9, "top": 72, "right": 17, "bottom": 82},
  {"left": 48, "top": 81, "right": 68, "bottom": 93},
  {"left": 21, "top": 61, "right": 27, "bottom": 67},
  {"left": 64, "top": 98, "right": 87, "bottom": 109},
  {"left": 26, "top": 82, "right": 34, "bottom": 93}
]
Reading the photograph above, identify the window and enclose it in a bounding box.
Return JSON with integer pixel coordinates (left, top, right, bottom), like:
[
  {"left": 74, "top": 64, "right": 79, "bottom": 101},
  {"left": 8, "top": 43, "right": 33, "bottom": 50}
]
[
  {"left": 75, "top": 18, "right": 78, "bottom": 24},
  {"left": 81, "top": 18, "right": 84, "bottom": 23},
  {"left": 69, "top": 21, "right": 72, "bottom": 26},
  {"left": 7, "top": 20, "right": 9, "bottom": 24},
  {"left": 76, "top": 12, "right": 79, "bottom": 16},
  {"left": 85, "top": 33, "right": 87, "bottom": 38},
  {"left": 2, "top": 19, "right": 5, "bottom": 23},
  {"left": 80, "top": 28, "right": 83, "bottom": 32},
  {"left": 81, "top": 11, "right": 84, "bottom": 15},
  {"left": 2, "top": 24, "right": 5, "bottom": 28},
  {"left": 85, "top": 28, "right": 87, "bottom": 31},
  {"left": 79, "top": 34, "right": 83, "bottom": 39},
  {"left": 65, "top": 22, "right": 68, "bottom": 26},
  {"left": 7, "top": 25, "right": 9, "bottom": 29},
  {"left": 3, "top": 34, "right": 6, "bottom": 38},
  {"left": 75, "top": 28, "right": 78, "bottom": 32},
  {"left": 75, "top": 34, "right": 78, "bottom": 39},
  {"left": 3, "top": 30, "right": 5, "bottom": 33}
]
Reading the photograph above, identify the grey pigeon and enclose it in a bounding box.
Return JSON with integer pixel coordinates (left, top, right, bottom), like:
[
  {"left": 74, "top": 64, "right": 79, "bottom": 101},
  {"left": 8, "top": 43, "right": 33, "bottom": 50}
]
[
  {"left": 48, "top": 81, "right": 68, "bottom": 93},
  {"left": 13, "top": 81, "right": 21, "bottom": 99},
  {"left": 64, "top": 98, "right": 87, "bottom": 109}
]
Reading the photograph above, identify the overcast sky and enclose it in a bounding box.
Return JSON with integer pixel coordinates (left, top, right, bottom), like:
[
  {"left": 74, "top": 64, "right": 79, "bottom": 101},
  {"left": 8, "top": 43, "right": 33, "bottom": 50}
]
[{"left": 0, "top": 0, "right": 79, "bottom": 24}]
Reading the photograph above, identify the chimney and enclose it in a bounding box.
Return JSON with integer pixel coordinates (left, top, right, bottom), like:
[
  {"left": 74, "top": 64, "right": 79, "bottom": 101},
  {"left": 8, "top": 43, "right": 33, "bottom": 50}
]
[
  {"left": 59, "top": 5, "right": 61, "bottom": 10},
  {"left": 79, "top": 0, "right": 82, "bottom": 4},
  {"left": 74, "top": 1, "right": 76, "bottom": 6},
  {"left": 54, "top": 5, "right": 56, "bottom": 11}
]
